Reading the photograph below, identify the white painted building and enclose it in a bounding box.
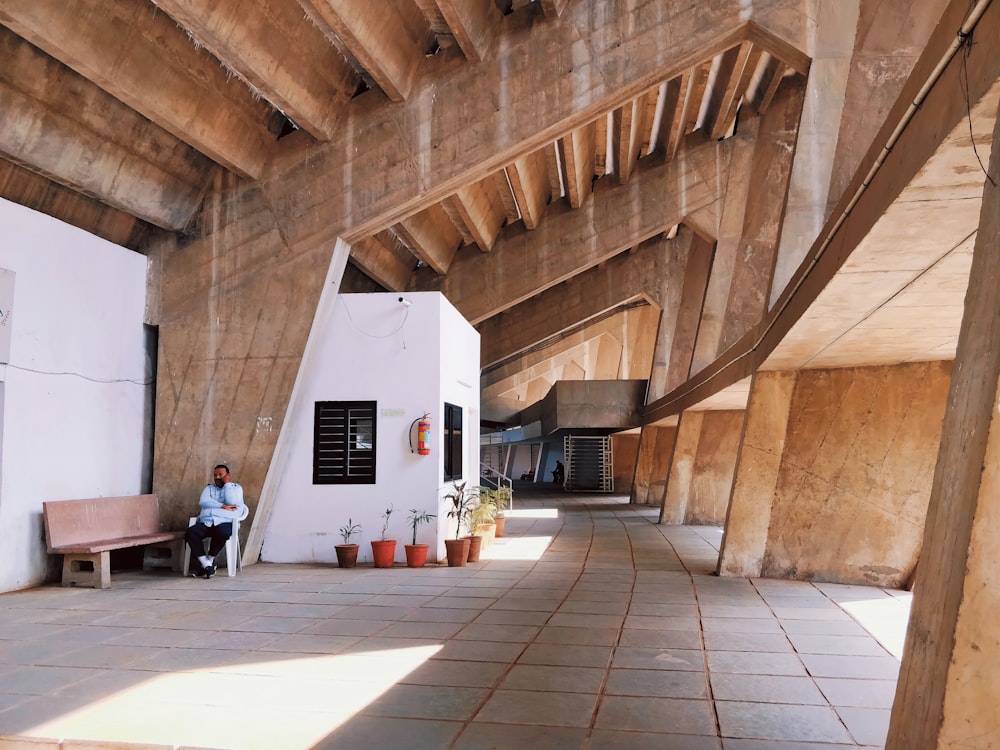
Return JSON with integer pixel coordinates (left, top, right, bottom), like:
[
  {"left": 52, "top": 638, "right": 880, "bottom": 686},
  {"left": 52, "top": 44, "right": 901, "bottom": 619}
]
[
  {"left": 260, "top": 291, "right": 480, "bottom": 565},
  {"left": 0, "top": 198, "right": 153, "bottom": 592}
]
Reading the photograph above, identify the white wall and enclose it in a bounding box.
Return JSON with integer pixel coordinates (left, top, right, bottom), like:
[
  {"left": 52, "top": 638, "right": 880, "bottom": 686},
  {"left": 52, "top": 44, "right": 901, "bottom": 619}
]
[
  {"left": 261, "top": 291, "right": 480, "bottom": 564},
  {"left": 0, "top": 198, "right": 151, "bottom": 592}
]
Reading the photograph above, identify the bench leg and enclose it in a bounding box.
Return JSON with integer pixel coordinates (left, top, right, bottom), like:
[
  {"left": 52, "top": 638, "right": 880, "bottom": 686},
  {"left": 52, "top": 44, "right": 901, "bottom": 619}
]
[
  {"left": 142, "top": 539, "right": 185, "bottom": 573},
  {"left": 62, "top": 551, "right": 110, "bottom": 588}
]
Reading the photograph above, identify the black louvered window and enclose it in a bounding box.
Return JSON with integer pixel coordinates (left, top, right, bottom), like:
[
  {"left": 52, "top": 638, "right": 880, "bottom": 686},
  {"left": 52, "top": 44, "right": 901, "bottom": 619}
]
[
  {"left": 313, "top": 401, "right": 377, "bottom": 484},
  {"left": 443, "top": 402, "right": 462, "bottom": 481}
]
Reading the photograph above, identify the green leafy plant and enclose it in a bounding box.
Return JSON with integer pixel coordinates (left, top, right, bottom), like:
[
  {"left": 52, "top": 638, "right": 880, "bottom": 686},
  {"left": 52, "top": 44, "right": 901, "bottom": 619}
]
[
  {"left": 338, "top": 518, "right": 361, "bottom": 545},
  {"left": 407, "top": 508, "right": 436, "bottom": 545},
  {"left": 444, "top": 481, "right": 477, "bottom": 539},
  {"left": 493, "top": 486, "right": 512, "bottom": 517},
  {"left": 470, "top": 493, "right": 497, "bottom": 530},
  {"left": 379, "top": 504, "right": 394, "bottom": 541}
]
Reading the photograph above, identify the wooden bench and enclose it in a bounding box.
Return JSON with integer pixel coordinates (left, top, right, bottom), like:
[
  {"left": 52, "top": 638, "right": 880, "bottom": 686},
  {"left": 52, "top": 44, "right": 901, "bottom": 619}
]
[{"left": 43, "top": 494, "right": 185, "bottom": 588}]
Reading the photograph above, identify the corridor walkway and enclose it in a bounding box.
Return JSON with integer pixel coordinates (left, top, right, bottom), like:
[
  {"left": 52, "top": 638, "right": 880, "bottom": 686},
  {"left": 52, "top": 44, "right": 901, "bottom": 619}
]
[{"left": 0, "top": 493, "right": 910, "bottom": 749}]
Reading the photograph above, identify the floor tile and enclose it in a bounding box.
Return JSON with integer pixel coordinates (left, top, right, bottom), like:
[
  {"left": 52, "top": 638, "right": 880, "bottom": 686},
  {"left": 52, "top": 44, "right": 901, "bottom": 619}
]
[
  {"left": 454, "top": 623, "right": 541, "bottom": 642},
  {"left": 702, "top": 618, "right": 783, "bottom": 634},
  {"left": 498, "top": 664, "right": 605, "bottom": 693},
  {"left": 799, "top": 654, "right": 900, "bottom": 680},
  {"left": 534, "top": 625, "right": 620, "bottom": 646},
  {"left": 361, "top": 684, "right": 488, "bottom": 720},
  {"left": 703, "top": 631, "right": 794, "bottom": 653},
  {"left": 311, "top": 716, "right": 462, "bottom": 749},
  {"left": 710, "top": 673, "right": 826, "bottom": 704},
  {"left": 474, "top": 689, "right": 598, "bottom": 727},
  {"left": 518, "top": 643, "right": 613, "bottom": 669},
  {"left": 716, "top": 701, "right": 853, "bottom": 743},
  {"left": 707, "top": 650, "right": 807, "bottom": 676},
  {"left": 618, "top": 628, "right": 703, "bottom": 650},
  {"left": 814, "top": 677, "right": 897, "bottom": 708},
  {"left": 787, "top": 633, "right": 892, "bottom": 657},
  {"left": 397, "top": 658, "right": 508, "bottom": 688},
  {"left": 611, "top": 647, "right": 705, "bottom": 671},
  {"left": 836, "top": 706, "right": 892, "bottom": 745},
  {"left": 588, "top": 729, "right": 722, "bottom": 750},
  {"left": 455, "top": 722, "right": 588, "bottom": 749},
  {"left": 605, "top": 667, "right": 710, "bottom": 699},
  {"left": 594, "top": 695, "right": 716, "bottom": 735}
]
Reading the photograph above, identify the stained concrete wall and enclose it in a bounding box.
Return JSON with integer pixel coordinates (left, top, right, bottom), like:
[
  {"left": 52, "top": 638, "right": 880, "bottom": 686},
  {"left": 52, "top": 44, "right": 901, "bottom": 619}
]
[
  {"left": 661, "top": 411, "right": 744, "bottom": 525},
  {"left": 720, "top": 361, "right": 951, "bottom": 587}
]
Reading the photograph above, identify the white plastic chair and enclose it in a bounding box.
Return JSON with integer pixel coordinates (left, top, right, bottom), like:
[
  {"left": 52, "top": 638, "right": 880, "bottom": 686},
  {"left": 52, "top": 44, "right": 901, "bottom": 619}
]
[{"left": 182, "top": 504, "right": 249, "bottom": 577}]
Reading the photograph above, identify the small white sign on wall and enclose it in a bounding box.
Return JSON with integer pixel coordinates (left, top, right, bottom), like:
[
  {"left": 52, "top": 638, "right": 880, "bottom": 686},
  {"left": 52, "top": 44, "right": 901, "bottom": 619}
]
[{"left": 0, "top": 268, "right": 13, "bottom": 364}]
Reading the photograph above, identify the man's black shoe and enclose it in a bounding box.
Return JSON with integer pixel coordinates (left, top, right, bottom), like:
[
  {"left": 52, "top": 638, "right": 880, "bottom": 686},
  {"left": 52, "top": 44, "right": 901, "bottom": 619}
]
[{"left": 204, "top": 564, "right": 216, "bottom": 579}]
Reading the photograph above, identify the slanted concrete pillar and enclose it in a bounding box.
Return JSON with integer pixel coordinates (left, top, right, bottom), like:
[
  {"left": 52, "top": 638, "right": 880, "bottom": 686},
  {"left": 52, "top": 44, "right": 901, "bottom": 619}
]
[
  {"left": 717, "top": 370, "right": 795, "bottom": 577},
  {"left": 631, "top": 424, "right": 676, "bottom": 505},
  {"left": 887, "top": 97, "right": 1000, "bottom": 750},
  {"left": 717, "top": 361, "right": 950, "bottom": 585},
  {"left": 660, "top": 410, "right": 743, "bottom": 525}
]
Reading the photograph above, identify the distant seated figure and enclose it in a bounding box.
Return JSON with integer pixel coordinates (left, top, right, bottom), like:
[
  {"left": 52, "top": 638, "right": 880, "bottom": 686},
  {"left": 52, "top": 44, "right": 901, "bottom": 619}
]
[
  {"left": 520, "top": 468, "right": 535, "bottom": 481},
  {"left": 185, "top": 464, "right": 245, "bottom": 579},
  {"left": 552, "top": 461, "right": 565, "bottom": 485}
]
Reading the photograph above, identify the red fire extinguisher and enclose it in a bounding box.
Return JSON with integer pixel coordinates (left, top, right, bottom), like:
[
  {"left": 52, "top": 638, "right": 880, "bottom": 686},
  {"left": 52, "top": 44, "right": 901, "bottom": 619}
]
[{"left": 411, "top": 414, "right": 431, "bottom": 455}]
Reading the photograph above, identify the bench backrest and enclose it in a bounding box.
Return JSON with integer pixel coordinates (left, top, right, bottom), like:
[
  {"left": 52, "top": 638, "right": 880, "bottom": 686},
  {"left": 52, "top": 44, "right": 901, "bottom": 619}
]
[{"left": 43, "top": 494, "right": 166, "bottom": 551}]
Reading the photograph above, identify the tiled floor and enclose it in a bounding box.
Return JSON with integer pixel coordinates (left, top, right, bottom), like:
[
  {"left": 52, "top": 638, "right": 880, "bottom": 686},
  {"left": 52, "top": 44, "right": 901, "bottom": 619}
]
[{"left": 0, "top": 492, "right": 911, "bottom": 749}]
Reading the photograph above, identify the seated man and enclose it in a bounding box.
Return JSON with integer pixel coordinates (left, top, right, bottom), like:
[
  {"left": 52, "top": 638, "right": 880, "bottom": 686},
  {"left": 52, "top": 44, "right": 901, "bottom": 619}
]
[{"left": 186, "top": 464, "right": 245, "bottom": 579}]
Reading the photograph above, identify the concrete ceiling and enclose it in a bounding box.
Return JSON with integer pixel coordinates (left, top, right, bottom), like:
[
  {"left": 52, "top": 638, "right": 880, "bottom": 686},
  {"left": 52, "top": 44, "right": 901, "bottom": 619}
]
[{"left": 1, "top": 0, "right": 997, "bottom": 427}]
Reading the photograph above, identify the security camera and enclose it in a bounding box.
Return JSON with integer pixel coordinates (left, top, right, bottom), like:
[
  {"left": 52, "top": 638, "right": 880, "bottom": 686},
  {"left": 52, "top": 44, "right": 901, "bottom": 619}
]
[{"left": 398, "top": 297, "right": 412, "bottom": 306}]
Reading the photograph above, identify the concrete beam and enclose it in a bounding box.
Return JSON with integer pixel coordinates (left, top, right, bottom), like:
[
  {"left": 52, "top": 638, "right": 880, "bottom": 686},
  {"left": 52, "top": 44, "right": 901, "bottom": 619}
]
[
  {"left": 157, "top": 0, "right": 357, "bottom": 140},
  {"left": 435, "top": 0, "right": 501, "bottom": 64},
  {"left": 0, "top": 157, "right": 148, "bottom": 250},
  {"left": 0, "top": 28, "right": 214, "bottom": 230},
  {"left": 416, "top": 134, "right": 733, "bottom": 324},
  {"left": 297, "top": 0, "right": 431, "bottom": 102},
  {"left": 0, "top": 0, "right": 276, "bottom": 178},
  {"left": 257, "top": 0, "right": 800, "bottom": 247}
]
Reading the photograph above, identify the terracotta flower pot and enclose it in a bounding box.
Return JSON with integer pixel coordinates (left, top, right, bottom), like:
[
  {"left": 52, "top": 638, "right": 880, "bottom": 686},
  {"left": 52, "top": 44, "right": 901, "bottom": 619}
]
[
  {"left": 494, "top": 515, "right": 506, "bottom": 537},
  {"left": 404, "top": 544, "right": 429, "bottom": 568},
  {"left": 335, "top": 544, "right": 359, "bottom": 568},
  {"left": 465, "top": 534, "right": 483, "bottom": 563},
  {"left": 474, "top": 523, "right": 496, "bottom": 549},
  {"left": 445, "top": 538, "right": 470, "bottom": 567},
  {"left": 371, "top": 539, "right": 397, "bottom": 568}
]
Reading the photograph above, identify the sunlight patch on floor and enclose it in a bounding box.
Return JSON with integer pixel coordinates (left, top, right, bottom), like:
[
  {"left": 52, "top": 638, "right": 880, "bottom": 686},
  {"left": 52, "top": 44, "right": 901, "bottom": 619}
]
[
  {"left": 505, "top": 508, "right": 559, "bottom": 519},
  {"left": 27, "top": 645, "right": 442, "bottom": 750},
  {"left": 838, "top": 595, "right": 912, "bottom": 660},
  {"left": 484, "top": 535, "right": 554, "bottom": 560}
]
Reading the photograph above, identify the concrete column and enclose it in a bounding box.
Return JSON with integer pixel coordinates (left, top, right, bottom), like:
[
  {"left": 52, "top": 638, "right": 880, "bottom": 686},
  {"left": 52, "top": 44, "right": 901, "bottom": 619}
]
[
  {"left": 611, "top": 432, "right": 640, "bottom": 496},
  {"left": 660, "top": 411, "right": 743, "bottom": 525},
  {"left": 631, "top": 424, "right": 676, "bottom": 506},
  {"left": 717, "top": 370, "right": 795, "bottom": 577},
  {"left": 887, "top": 98, "right": 1000, "bottom": 750}
]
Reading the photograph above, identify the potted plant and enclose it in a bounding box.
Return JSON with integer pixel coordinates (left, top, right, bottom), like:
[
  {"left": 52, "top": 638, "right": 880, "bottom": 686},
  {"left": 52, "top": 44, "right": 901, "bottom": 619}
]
[
  {"left": 405, "top": 508, "right": 436, "bottom": 567},
  {"left": 470, "top": 492, "right": 497, "bottom": 551},
  {"left": 443, "top": 482, "right": 475, "bottom": 566},
  {"left": 371, "top": 505, "right": 396, "bottom": 568},
  {"left": 493, "top": 486, "right": 512, "bottom": 537},
  {"left": 335, "top": 518, "right": 361, "bottom": 568}
]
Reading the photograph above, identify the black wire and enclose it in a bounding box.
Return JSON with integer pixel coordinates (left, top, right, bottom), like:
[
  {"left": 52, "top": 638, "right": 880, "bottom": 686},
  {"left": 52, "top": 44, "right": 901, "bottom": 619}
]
[
  {"left": 4, "top": 362, "right": 152, "bottom": 385},
  {"left": 958, "top": 28, "right": 997, "bottom": 187}
]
